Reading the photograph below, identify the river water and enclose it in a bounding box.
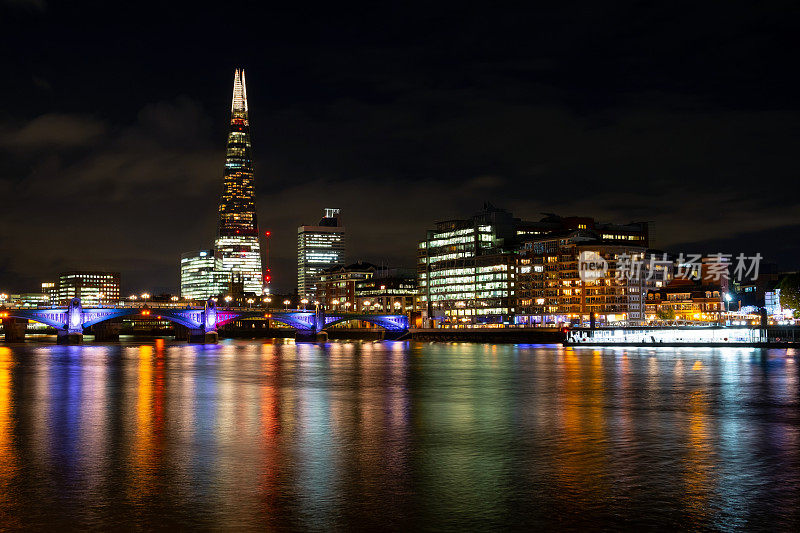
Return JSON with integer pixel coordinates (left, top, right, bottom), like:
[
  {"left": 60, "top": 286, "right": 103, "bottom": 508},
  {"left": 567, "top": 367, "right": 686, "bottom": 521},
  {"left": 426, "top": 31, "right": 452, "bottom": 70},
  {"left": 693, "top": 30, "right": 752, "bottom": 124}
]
[{"left": 0, "top": 340, "right": 798, "bottom": 530}]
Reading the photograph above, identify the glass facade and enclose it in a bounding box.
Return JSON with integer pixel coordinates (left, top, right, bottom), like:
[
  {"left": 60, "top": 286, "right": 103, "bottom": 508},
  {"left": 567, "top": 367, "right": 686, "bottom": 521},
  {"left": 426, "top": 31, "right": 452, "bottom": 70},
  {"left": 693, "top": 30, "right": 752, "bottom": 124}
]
[
  {"left": 214, "top": 68, "right": 263, "bottom": 295},
  {"left": 418, "top": 206, "right": 519, "bottom": 325},
  {"left": 297, "top": 208, "right": 345, "bottom": 299},
  {"left": 180, "top": 250, "right": 229, "bottom": 301}
]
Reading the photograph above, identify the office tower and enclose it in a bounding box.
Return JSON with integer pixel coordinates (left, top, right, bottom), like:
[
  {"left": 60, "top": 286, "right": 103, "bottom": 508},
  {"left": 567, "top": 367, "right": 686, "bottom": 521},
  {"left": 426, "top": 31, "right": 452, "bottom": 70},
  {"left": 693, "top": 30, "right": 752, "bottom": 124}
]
[
  {"left": 180, "top": 250, "right": 229, "bottom": 301},
  {"left": 214, "top": 68, "right": 263, "bottom": 295},
  {"left": 56, "top": 271, "right": 120, "bottom": 306},
  {"left": 417, "top": 204, "right": 519, "bottom": 325},
  {"left": 297, "top": 208, "right": 345, "bottom": 299}
]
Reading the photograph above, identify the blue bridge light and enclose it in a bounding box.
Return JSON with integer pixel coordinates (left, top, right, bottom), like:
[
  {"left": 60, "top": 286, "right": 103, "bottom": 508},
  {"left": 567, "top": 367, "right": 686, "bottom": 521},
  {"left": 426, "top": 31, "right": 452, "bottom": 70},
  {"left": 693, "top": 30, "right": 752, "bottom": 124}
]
[{"left": 0, "top": 299, "right": 410, "bottom": 342}]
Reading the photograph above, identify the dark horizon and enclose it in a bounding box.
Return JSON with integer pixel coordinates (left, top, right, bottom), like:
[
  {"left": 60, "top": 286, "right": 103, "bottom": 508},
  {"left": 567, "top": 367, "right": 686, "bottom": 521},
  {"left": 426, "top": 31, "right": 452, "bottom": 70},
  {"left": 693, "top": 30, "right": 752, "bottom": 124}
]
[{"left": 1, "top": 1, "right": 799, "bottom": 294}]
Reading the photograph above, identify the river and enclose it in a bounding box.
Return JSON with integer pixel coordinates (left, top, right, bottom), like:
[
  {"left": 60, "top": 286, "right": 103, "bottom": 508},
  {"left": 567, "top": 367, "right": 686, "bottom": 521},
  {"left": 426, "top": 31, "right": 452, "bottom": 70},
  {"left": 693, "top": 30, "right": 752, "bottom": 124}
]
[{"left": 0, "top": 340, "right": 798, "bottom": 530}]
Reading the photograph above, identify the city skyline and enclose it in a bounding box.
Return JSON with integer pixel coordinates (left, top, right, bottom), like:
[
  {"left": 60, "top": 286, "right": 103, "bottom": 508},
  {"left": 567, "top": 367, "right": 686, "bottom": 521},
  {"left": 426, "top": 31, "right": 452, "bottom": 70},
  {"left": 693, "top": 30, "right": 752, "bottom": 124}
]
[
  {"left": 1, "top": 5, "right": 799, "bottom": 530},
  {"left": 1, "top": 3, "right": 799, "bottom": 295}
]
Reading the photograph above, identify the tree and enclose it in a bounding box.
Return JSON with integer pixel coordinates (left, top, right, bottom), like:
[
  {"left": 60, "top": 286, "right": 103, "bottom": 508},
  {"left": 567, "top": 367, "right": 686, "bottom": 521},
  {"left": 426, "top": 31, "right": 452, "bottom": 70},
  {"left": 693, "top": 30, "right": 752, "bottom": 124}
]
[
  {"left": 778, "top": 273, "right": 800, "bottom": 318},
  {"left": 656, "top": 307, "right": 676, "bottom": 320}
]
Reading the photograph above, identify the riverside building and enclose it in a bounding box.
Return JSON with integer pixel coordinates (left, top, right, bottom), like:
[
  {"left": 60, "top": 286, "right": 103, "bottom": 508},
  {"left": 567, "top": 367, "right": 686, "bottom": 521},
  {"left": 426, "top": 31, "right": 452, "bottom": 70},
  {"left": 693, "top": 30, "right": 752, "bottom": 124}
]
[
  {"left": 515, "top": 229, "right": 667, "bottom": 327},
  {"left": 418, "top": 205, "right": 656, "bottom": 327},
  {"left": 418, "top": 204, "right": 519, "bottom": 326}
]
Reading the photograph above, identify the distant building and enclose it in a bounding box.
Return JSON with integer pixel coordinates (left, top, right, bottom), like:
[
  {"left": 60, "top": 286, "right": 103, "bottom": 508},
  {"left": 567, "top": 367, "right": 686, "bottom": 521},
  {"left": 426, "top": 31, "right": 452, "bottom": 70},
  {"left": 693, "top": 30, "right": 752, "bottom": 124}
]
[
  {"left": 180, "top": 250, "right": 229, "bottom": 301},
  {"left": 41, "top": 282, "right": 56, "bottom": 305},
  {"left": 516, "top": 214, "right": 650, "bottom": 247},
  {"left": 730, "top": 262, "right": 782, "bottom": 309},
  {"left": 19, "top": 293, "right": 49, "bottom": 307},
  {"left": 297, "top": 208, "right": 346, "bottom": 299},
  {"left": 1, "top": 293, "right": 49, "bottom": 307},
  {"left": 355, "top": 268, "right": 418, "bottom": 313},
  {"left": 56, "top": 271, "right": 120, "bottom": 306},
  {"left": 316, "top": 262, "right": 375, "bottom": 309},
  {"left": 645, "top": 279, "right": 724, "bottom": 322}
]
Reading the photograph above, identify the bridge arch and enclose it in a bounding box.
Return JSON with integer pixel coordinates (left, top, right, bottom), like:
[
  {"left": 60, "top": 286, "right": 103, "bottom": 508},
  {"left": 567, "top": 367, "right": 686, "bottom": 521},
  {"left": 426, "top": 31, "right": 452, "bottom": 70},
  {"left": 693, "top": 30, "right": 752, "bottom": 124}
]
[
  {"left": 0, "top": 309, "right": 68, "bottom": 329},
  {"left": 323, "top": 314, "right": 408, "bottom": 332},
  {"left": 218, "top": 311, "right": 317, "bottom": 332}
]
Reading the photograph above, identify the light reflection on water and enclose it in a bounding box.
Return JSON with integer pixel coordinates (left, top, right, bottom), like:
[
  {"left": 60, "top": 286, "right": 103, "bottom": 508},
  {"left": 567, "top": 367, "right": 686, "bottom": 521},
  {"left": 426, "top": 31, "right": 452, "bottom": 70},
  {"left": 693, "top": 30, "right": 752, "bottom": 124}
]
[{"left": 0, "top": 340, "right": 798, "bottom": 530}]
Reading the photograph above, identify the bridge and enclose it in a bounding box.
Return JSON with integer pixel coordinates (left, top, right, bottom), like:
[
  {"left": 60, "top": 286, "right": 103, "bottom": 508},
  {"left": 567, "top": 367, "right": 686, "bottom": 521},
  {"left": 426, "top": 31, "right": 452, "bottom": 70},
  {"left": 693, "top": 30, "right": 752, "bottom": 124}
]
[{"left": 0, "top": 298, "right": 409, "bottom": 344}]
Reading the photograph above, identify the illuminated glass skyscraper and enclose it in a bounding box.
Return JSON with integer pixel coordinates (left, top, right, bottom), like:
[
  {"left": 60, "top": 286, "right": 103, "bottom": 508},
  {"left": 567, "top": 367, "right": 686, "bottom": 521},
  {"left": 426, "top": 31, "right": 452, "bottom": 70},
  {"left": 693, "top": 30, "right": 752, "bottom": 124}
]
[
  {"left": 214, "top": 68, "right": 264, "bottom": 295},
  {"left": 297, "top": 208, "right": 346, "bottom": 299},
  {"left": 180, "top": 250, "right": 228, "bottom": 301}
]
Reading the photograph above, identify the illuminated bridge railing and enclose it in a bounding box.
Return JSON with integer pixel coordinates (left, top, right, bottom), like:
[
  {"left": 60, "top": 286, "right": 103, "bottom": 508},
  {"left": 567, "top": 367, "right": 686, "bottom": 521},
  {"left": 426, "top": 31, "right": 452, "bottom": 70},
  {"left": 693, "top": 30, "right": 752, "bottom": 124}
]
[{"left": 1, "top": 299, "right": 410, "bottom": 339}]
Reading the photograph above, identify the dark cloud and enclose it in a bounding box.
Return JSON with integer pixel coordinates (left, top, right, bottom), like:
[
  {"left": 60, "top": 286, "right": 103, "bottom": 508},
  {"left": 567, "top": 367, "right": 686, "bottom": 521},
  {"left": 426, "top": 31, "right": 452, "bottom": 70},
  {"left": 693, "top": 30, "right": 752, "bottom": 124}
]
[
  {"left": 0, "top": 98, "right": 221, "bottom": 293},
  {"left": 2, "top": 0, "right": 45, "bottom": 12},
  {"left": 0, "top": 2, "right": 798, "bottom": 294},
  {"left": 670, "top": 224, "right": 800, "bottom": 271},
  {"left": 0, "top": 113, "right": 105, "bottom": 149}
]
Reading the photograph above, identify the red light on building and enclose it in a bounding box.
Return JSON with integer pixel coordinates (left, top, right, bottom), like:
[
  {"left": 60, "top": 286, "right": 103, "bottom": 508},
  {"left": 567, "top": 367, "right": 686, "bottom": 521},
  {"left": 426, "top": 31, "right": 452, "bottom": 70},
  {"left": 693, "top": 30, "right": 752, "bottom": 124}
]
[{"left": 265, "top": 231, "right": 271, "bottom": 237}]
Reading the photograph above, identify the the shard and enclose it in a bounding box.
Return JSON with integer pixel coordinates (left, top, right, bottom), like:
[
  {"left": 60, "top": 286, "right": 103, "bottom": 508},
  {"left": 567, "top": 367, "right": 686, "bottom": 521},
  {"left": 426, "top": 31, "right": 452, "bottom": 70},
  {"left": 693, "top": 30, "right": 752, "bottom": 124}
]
[{"left": 214, "top": 68, "right": 263, "bottom": 295}]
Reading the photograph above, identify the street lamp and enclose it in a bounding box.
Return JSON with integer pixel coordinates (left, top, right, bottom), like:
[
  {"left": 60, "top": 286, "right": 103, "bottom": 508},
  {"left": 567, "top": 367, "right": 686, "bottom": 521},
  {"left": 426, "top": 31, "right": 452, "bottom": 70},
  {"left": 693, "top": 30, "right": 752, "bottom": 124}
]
[
  {"left": 724, "top": 293, "right": 733, "bottom": 320},
  {"left": 170, "top": 296, "right": 179, "bottom": 302},
  {"left": 247, "top": 298, "right": 254, "bottom": 308},
  {"left": 344, "top": 301, "right": 352, "bottom": 311},
  {"left": 331, "top": 299, "right": 339, "bottom": 311},
  {"left": 224, "top": 296, "right": 233, "bottom": 306},
  {"left": 0, "top": 293, "right": 7, "bottom": 301},
  {"left": 283, "top": 299, "right": 291, "bottom": 310},
  {"left": 394, "top": 301, "right": 402, "bottom": 311},
  {"left": 129, "top": 295, "right": 137, "bottom": 301},
  {"left": 300, "top": 298, "right": 308, "bottom": 310}
]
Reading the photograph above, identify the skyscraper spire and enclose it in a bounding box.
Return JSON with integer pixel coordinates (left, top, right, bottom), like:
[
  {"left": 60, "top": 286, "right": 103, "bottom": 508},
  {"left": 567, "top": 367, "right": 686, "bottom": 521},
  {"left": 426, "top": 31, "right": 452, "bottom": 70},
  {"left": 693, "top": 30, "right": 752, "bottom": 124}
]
[{"left": 231, "top": 68, "right": 248, "bottom": 115}]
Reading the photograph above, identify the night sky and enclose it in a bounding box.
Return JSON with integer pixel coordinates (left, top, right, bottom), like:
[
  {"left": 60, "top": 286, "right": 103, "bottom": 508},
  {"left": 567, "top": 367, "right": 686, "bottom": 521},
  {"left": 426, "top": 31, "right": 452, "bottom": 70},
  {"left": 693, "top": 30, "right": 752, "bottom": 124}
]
[{"left": 1, "top": 1, "right": 798, "bottom": 294}]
